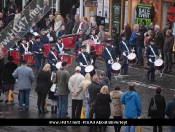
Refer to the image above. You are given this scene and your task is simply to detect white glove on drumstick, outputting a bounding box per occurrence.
[80,62,83,66]
[91,59,94,64]
[149,58,152,63]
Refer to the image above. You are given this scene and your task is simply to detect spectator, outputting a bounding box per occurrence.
[12,60,35,111]
[88,75,101,131]
[37,14,46,30]
[35,64,52,114]
[81,17,89,40]
[122,23,132,41]
[110,84,124,132]
[40,29,50,44]
[70,5,77,20]
[13,8,21,28]
[8,0,17,10]
[58,24,67,38]
[129,24,139,53]
[54,15,63,37]
[46,15,55,30]
[49,26,57,43]
[7,4,15,23]
[163,29,174,73]
[68,66,84,119]
[111,26,119,56]
[41,0,50,19]
[120,82,142,132]
[148,22,155,31]
[154,25,164,56]
[2,8,8,19]
[96,86,111,132]
[165,94,175,132]
[91,21,99,35]
[145,30,154,48]
[81,73,91,119]
[0,12,8,28]
[0,50,4,101]
[148,87,166,132]
[65,14,74,35]
[98,25,105,44]
[2,56,17,103]
[162,22,171,39]
[75,29,84,42]
[72,14,80,34]
[54,61,70,119]
[98,71,109,88]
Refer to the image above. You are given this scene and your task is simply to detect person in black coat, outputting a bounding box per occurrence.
[0,54,4,100]
[88,75,101,131]
[35,64,52,114]
[96,86,111,132]
[1,56,17,103]
[65,14,74,35]
[148,87,166,132]
[111,26,119,56]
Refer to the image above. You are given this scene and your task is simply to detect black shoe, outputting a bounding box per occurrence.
[54,106,57,114]
[151,80,155,82]
[24,108,29,110]
[42,111,47,114]
[38,110,42,114]
[5,100,8,103]
[51,106,54,114]
[146,75,149,80]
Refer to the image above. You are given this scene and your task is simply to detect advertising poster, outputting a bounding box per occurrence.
[97,0,103,17]
[136,4,153,26]
[103,0,109,23]
[124,1,128,24]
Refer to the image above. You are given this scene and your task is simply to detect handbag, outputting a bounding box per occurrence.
[50,84,57,92]
[150,97,157,113]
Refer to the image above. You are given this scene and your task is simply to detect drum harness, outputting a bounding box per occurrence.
[105,47,113,64]
[22,43,29,54]
[81,52,89,67]
[51,51,58,62]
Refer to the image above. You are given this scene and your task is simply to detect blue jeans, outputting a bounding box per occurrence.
[85,99,90,119]
[19,89,30,108]
[170,126,175,132]
[124,116,137,132]
[136,46,143,60]
[57,95,68,118]
[105,61,112,81]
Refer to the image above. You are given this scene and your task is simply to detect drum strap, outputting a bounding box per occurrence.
[105,47,113,62]
[51,51,58,61]
[22,43,29,53]
[91,35,98,43]
[149,46,156,57]
[56,43,64,52]
[81,53,88,65]
[122,41,129,53]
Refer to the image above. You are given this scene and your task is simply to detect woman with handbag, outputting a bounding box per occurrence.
[95,85,111,132]
[35,64,52,114]
[148,87,166,132]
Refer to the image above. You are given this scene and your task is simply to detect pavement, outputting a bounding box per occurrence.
[0,53,175,132]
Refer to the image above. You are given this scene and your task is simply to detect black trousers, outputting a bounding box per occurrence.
[72,99,83,119]
[114,116,122,132]
[153,126,162,132]
[37,93,47,112]
[96,113,109,132]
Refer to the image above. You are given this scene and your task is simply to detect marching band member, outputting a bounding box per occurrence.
[56,37,65,54]
[76,29,84,42]
[58,24,67,38]
[146,38,159,82]
[76,45,91,76]
[119,34,130,75]
[47,44,61,73]
[74,35,83,58]
[89,28,99,44]
[32,35,44,77]
[102,40,116,81]
[28,36,35,52]
[40,28,49,67]
[19,37,29,62]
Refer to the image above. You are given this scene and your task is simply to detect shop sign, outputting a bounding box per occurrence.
[84,1,98,7]
[167,6,175,22]
[136,3,152,26]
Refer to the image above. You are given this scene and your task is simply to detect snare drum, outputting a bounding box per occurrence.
[127,53,137,64]
[10,50,20,63]
[44,44,51,57]
[95,44,104,55]
[23,53,35,65]
[85,65,94,73]
[83,40,95,55]
[111,62,121,74]
[61,34,77,49]
[58,54,72,65]
[154,59,164,70]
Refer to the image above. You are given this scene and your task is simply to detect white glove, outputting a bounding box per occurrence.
[131,49,135,52]
[80,62,83,66]
[149,58,152,63]
[91,59,94,64]
[61,57,63,60]
[52,63,55,66]
[123,52,126,56]
[78,51,81,54]
[159,54,162,58]
[61,51,65,54]
[108,60,112,64]
[39,48,42,51]
[10,48,13,51]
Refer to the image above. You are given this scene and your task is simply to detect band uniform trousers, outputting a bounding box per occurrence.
[72,99,83,119]
[57,95,68,118]
[80,66,86,76]
[105,61,112,81]
[122,52,128,73]
[34,54,43,68]
[147,57,156,81]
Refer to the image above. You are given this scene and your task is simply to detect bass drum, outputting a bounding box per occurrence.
[82,40,95,55]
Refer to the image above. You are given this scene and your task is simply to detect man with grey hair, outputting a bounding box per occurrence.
[42,0,50,19]
[91,21,99,35]
[154,25,164,56]
[163,29,174,73]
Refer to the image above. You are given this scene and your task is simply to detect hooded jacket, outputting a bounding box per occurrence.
[120,91,142,118]
[99,77,109,88]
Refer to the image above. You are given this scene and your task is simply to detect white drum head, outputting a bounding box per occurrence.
[85,65,94,73]
[154,59,163,66]
[127,53,136,60]
[56,62,62,69]
[112,63,121,71]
